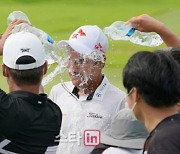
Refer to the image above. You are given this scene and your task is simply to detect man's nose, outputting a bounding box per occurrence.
[68,60,81,71]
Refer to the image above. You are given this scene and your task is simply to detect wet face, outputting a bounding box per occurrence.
[66,48,103,88]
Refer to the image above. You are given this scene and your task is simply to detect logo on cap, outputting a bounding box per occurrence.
[72,29,86,38]
[95,43,105,53]
[21,48,30,52]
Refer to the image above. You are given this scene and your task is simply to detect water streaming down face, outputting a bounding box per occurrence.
[12,24,106,89]
[65,47,105,90]
[12,31,105,89]
[10,13,107,91]
[42,43,105,90]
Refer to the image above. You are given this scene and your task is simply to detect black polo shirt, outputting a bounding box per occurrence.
[143,113,180,154]
[0,89,62,154]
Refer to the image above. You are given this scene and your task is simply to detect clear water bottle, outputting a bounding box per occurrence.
[103,21,163,47]
[7,11,68,86]
[7,11,31,25]
[7,11,55,64]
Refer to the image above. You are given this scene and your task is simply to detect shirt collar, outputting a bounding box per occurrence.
[72,76,109,101]
[9,90,48,106]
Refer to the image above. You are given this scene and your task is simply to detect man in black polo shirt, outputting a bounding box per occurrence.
[0,31,62,153]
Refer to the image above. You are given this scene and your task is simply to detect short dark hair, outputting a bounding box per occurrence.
[6,65,44,86]
[123,50,180,108]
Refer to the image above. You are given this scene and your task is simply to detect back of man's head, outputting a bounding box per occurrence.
[3,31,46,86]
[169,47,180,65]
[123,50,180,108]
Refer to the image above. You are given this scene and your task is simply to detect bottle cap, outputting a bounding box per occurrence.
[7,11,31,25]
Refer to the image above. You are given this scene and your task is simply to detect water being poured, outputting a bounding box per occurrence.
[7,11,67,86]
[42,44,67,86]
[7,11,108,91]
[12,23,56,64]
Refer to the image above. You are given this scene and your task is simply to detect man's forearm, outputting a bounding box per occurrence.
[0,19,30,55]
[155,24,180,47]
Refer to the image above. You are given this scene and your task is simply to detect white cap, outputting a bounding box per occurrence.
[3,31,46,70]
[58,25,108,55]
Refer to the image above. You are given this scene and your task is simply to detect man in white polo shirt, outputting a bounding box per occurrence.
[49,25,125,154]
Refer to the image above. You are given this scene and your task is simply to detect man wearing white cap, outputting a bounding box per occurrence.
[49,25,125,154]
[0,31,62,153]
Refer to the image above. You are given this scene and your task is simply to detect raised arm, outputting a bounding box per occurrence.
[0,19,29,55]
[128,14,180,47]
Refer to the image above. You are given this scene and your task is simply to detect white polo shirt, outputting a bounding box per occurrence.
[49,76,126,154]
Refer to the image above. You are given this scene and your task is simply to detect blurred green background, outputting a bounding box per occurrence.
[0,0,180,94]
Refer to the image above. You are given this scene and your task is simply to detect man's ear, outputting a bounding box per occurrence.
[94,54,106,68]
[101,54,106,68]
[94,61,105,69]
[2,64,9,77]
[100,62,105,68]
[43,61,48,75]
[103,54,106,62]
[131,87,141,103]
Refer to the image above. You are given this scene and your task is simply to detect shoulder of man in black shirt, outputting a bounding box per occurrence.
[0,88,62,154]
[144,114,180,154]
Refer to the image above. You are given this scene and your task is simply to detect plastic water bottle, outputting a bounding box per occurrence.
[103,21,163,47]
[7,11,68,86]
[7,11,55,64]
[7,11,31,25]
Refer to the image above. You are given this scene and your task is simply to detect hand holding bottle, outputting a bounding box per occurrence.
[103,20,163,47]
[0,19,29,55]
[127,14,164,33]
[128,14,180,47]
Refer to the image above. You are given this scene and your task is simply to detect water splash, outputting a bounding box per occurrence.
[8,11,67,87]
[42,43,67,86]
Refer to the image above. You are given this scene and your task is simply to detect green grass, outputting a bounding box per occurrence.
[0,0,180,94]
